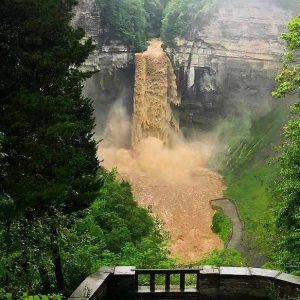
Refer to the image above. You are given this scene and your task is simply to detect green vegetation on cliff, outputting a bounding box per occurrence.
[161,0,217,47]
[96,0,168,51]
[271,14,300,275]
[214,105,289,264]
[95,0,217,50]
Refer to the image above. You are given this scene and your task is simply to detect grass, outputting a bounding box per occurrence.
[226,162,278,258]
[197,249,244,267]
[214,103,289,263]
[211,209,232,243]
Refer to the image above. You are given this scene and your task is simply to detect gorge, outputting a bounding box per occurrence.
[73,0,297,262]
[101,39,224,260]
[3,0,300,297]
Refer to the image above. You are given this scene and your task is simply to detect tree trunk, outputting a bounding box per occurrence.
[50,227,65,292]
[39,265,51,294]
[4,220,11,289]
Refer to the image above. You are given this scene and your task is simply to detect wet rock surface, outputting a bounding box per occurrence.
[168,0,294,129]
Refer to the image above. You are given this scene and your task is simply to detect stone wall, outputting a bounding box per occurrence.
[68,266,300,300]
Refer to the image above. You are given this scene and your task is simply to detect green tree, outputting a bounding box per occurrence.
[0,0,99,295]
[273,14,300,275]
[161,0,217,47]
[61,171,174,292]
[96,0,147,51]
[144,0,168,38]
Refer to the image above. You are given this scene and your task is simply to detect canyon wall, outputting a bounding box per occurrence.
[72,0,134,136]
[73,0,296,135]
[168,0,295,131]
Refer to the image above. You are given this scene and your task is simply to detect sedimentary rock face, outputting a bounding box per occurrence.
[170,0,295,129]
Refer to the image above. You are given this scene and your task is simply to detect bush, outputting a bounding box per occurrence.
[161,0,217,47]
[211,209,232,243]
[61,170,174,293]
[197,249,244,267]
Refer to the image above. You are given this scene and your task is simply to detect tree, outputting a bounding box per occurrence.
[96,0,147,51]
[144,0,168,38]
[0,0,100,294]
[272,14,300,275]
[161,0,217,47]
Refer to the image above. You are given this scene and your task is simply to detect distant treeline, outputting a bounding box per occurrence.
[95,0,217,50]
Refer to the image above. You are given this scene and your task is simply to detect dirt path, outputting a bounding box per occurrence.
[210,198,243,249]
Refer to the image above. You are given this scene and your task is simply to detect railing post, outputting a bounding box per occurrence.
[114,266,136,300]
[150,272,155,292]
[135,271,139,292]
[180,272,185,291]
[165,273,171,291]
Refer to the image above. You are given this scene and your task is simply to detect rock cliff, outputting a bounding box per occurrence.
[72,0,134,135]
[168,0,295,130]
[73,0,296,134]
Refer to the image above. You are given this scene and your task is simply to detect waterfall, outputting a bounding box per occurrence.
[132,39,180,147]
[101,39,224,261]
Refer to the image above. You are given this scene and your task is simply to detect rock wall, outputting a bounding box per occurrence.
[72,0,134,136]
[73,0,296,134]
[168,0,295,130]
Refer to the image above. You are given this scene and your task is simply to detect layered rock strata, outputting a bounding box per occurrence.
[168,0,294,129]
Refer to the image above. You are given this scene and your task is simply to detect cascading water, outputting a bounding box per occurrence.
[132,39,180,147]
[101,39,224,261]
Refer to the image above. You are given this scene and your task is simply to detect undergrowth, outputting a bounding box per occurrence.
[211,209,232,243]
[213,103,289,264]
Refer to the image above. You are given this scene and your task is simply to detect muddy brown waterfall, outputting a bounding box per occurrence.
[132,39,180,147]
[102,39,225,261]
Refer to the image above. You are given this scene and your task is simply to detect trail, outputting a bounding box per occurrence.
[210,198,243,249]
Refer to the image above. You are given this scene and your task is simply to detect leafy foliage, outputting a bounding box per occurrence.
[0,170,173,297]
[23,295,61,300]
[61,170,174,292]
[197,249,244,267]
[272,14,300,275]
[145,0,169,38]
[161,0,217,47]
[211,209,232,243]
[96,0,167,51]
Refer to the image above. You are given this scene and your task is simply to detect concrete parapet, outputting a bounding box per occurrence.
[69,266,300,300]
